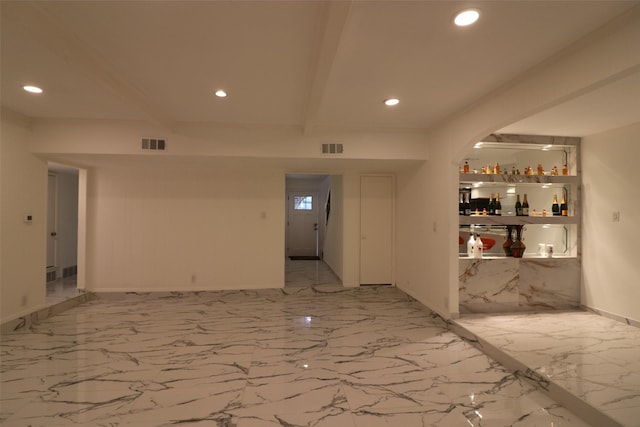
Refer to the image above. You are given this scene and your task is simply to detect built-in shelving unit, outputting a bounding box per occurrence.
[458,134,582,314]
[459,134,580,259]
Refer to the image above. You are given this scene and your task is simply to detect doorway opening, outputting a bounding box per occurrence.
[46,162,86,305]
[285,174,342,287]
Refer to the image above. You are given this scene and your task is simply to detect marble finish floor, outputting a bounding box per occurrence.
[46,276,81,306]
[0,285,589,426]
[285,258,341,287]
[454,311,640,427]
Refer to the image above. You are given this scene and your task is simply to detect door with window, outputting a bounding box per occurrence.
[287,192,319,257]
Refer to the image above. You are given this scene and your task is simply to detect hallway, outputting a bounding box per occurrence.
[285,258,342,287]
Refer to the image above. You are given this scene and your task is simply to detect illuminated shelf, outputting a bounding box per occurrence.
[459,173,579,185]
[459,215,579,226]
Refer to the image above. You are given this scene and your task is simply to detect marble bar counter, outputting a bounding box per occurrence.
[459,257,580,314]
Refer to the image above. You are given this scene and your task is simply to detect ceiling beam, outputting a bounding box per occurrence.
[4,2,173,130]
[303,1,353,135]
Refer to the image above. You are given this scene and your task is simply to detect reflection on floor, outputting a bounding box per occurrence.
[5,266,636,426]
[46,275,80,305]
[285,257,342,287]
[453,311,640,427]
[0,285,589,426]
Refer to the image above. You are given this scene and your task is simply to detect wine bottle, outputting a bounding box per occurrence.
[561,193,568,216]
[522,194,529,216]
[488,193,495,215]
[495,193,502,216]
[552,194,560,216]
[515,194,522,216]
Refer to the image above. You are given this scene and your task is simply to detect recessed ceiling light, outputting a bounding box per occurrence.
[215,89,227,98]
[454,9,480,27]
[23,85,43,94]
[384,98,399,106]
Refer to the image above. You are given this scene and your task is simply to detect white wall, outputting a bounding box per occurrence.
[395,161,434,304]
[419,8,640,318]
[582,121,640,322]
[323,175,343,280]
[86,160,285,291]
[1,112,47,323]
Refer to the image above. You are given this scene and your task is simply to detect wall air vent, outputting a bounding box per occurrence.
[141,137,167,151]
[321,143,343,154]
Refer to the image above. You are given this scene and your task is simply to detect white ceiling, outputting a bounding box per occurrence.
[2,1,639,136]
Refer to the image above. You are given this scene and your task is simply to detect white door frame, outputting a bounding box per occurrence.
[46,173,58,270]
[45,163,88,291]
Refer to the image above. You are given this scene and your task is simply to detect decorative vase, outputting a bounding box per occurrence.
[510,225,526,258]
[502,225,513,256]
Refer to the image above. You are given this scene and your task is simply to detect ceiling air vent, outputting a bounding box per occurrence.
[141,137,167,151]
[321,143,343,154]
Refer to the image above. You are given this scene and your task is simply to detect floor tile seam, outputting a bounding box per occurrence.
[454,324,640,367]
[449,319,627,427]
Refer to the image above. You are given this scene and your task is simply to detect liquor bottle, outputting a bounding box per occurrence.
[464,193,472,216]
[488,194,495,215]
[552,166,559,176]
[463,161,470,174]
[561,193,568,216]
[494,163,500,174]
[459,192,465,215]
[537,164,544,175]
[515,194,523,216]
[473,234,484,259]
[495,193,502,216]
[562,163,568,176]
[467,234,475,257]
[522,194,529,216]
[511,166,516,175]
[552,194,560,216]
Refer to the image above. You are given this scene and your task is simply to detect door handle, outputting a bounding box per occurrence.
[51,232,57,237]
[313,223,318,231]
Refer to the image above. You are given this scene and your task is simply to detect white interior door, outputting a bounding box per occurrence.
[46,174,57,268]
[287,191,318,257]
[360,175,394,285]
